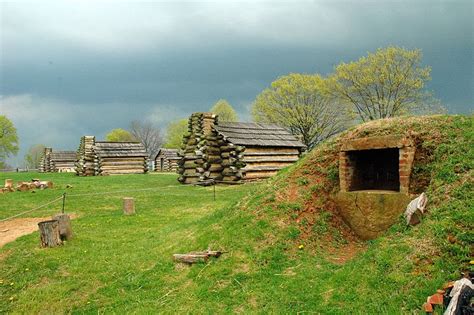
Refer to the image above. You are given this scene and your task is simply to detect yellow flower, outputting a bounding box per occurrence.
[10,282,14,286]
[9,296,14,301]
[298,244,304,249]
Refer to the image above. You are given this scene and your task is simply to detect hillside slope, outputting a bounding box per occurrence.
[230,114,473,312]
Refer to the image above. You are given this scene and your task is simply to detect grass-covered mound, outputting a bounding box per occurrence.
[0,115,472,313]
[228,114,473,312]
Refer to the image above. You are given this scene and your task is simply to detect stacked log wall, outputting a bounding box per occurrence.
[216,135,246,183]
[96,156,148,175]
[75,136,96,176]
[39,148,53,173]
[241,147,300,180]
[177,113,219,184]
[155,153,180,172]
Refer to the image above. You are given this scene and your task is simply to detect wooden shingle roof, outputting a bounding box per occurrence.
[94,142,147,158]
[50,151,76,161]
[214,122,305,148]
[154,148,179,160]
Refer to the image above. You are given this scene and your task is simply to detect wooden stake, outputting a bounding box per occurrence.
[38,220,63,248]
[52,214,73,240]
[123,197,135,215]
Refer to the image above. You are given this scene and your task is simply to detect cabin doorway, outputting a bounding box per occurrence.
[160,158,164,171]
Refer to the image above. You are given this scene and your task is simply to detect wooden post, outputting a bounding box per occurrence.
[38,220,63,248]
[123,197,135,215]
[52,214,73,240]
[5,179,13,188]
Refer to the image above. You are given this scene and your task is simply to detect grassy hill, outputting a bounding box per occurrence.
[1,115,472,313]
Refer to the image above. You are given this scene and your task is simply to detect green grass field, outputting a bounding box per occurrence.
[1,115,472,314]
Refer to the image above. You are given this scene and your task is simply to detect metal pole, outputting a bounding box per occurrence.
[62,193,66,214]
[213,183,216,201]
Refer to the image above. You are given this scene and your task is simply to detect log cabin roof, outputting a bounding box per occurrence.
[50,151,76,161]
[154,148,180,160]
[94,142,147,158]
[214,122,305,148]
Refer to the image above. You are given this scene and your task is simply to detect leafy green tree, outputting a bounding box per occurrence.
[210,99,238,122]
[0,115,19,169]
[164,119,188,149]
[105,128,136,142]
[24,144,45,169]
[326,46,441,121]
[252,73,350,149]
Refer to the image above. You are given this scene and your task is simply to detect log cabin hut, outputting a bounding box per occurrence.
[177,113,305,184]
[154,148,180,172]
[40,147,76,172]
[75,136,148,176]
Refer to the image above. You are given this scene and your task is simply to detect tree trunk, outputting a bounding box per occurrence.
[38,220,63,248]
[52,214,73,240]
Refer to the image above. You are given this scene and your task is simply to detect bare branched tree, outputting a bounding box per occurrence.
[129,120,163,158]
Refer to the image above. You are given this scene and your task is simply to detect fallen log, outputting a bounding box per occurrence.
[173,250,223,264]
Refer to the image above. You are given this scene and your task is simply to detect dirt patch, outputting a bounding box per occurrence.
[0,214,77,248]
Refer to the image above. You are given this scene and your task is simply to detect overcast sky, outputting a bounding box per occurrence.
[1,0,473,166]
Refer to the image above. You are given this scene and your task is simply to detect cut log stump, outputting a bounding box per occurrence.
[123,197,135,215]
[38,220,63,248]
[52,213,73,240]
[5,179,13,188]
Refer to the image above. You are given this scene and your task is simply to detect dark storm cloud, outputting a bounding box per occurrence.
[0,0,472,165]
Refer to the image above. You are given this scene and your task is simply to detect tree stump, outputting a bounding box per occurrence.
[123,197,135,215]
[38,220,63,248]
[52,214,73,240]
[5,179,13,188]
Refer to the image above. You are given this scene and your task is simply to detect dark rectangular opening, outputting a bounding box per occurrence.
[347,148,400,191]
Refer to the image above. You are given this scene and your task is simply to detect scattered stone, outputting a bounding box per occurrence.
[405,192,428,225]
[423,301,433,312]
[427,293,443,305]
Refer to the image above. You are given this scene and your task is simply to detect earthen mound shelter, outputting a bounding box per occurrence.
[274,115,460,240]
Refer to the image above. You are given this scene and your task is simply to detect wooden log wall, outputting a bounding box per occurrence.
[96,156,148,175]
[168,158,180,172]
[177,113,220,184]
[241,147,300,180]
[39,147,53,173]
[75,136,96,176]
[155,154,180,172]
[217,138,246,183]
